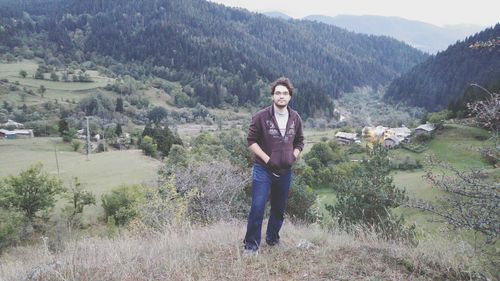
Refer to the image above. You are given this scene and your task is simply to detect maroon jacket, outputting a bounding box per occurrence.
[247,105,305,174]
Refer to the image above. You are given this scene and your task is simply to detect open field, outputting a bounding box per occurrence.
[0,60,115,107]
[0,60,112,89]
[0,137,161,221]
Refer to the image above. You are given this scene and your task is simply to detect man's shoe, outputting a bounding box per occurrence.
[266,240,281,247]
[242,248,258,256]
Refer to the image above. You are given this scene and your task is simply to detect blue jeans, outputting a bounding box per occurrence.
[244,163,292,250]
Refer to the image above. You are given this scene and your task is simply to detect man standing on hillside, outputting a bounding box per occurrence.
[243,77,304,254]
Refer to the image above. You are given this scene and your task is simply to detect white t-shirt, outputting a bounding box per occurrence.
[275,109,289,137]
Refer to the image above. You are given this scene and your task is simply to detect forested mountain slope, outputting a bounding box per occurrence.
[384,24,500,111]
[0,0,427,117]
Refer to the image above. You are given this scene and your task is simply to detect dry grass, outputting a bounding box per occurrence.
[0,221,485,281]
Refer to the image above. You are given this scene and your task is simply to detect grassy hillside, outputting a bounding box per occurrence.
[0,221,482,281]
[0,137,161,222]
[0,60,112,105]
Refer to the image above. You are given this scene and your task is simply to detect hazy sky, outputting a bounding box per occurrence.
[209,0,499,27]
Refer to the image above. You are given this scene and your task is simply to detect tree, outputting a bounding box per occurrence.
[140,135,157,157]
[101,184,144,226]
[50,71,59,81]
[58,118,69,136]
[147,106,168,125]
[304,141,344,168]
[63,177,96,225]
[0,208,25,253]
[37,85,46,96]
[34,69,44,79]
[115,123,123,136]
[1,163,64,221]
[467,85,500,148]
[115,97,124,113]
[192,103,209,119]
[327,145,407,226]
[142,124,182,157]
[19,70,27,78]
[414,157,499,246]
[164,144,188,168]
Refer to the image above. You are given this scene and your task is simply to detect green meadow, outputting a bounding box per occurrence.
[0,60,113,106]
[0,137,161,222]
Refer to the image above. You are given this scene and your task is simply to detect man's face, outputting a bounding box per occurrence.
[272,85,291,109]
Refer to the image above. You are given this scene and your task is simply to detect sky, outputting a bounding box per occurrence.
[208,0,499,27]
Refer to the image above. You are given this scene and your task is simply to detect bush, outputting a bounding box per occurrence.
[25,121,59,137]
[0,208,25,253]
[326,145,407,227]
[134,176,194,232]
[391,156,422,171]
[101,185,144,226]
[1,163,64,221]
[97,142,107,153]
[415,133,432,143]
[140,136,157,157]
[480,148,499,166]
[286,176,317,221]
[160,160,249,223]
[71,139,81,151]
[62,128,77,142]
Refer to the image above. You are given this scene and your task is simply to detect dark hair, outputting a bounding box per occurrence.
[270,77,294,96]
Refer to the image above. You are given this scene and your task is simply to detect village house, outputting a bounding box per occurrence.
[0,129,34,139]
[335,132,359,145]
[383,135,404,148]
[385,126,411,139]
[362,126,388,138]
[414,123,435,136]
[362,125,413,148]
[2,119,24,129]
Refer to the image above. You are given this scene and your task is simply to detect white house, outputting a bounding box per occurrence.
[0,129,34,139]
[386,126,411,139]
[384,135,404,148]
[335,132,358,145]
[415,123,435,135]
[2,119,24,128]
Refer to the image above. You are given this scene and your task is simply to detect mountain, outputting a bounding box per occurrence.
[262,11,292,20]
[0,0,427,118]
[304,14,486,54]
[384,24,500,111]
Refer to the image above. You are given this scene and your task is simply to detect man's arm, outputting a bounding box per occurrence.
[293,115,305,160]
[249,143,270,164]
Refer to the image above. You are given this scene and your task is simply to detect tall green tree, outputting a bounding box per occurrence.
[327,145,407,226]
[115,97,124,113]
[19,70,27,78]
[1,163,64,221]
[147,106,168,125]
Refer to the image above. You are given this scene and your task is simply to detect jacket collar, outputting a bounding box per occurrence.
[268,105,294,117]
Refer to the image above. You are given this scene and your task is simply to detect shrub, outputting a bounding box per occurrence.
[0,208,25,253]
[327,145,407,227]
[1,163,64,221]
[415,133,432,143]
[286,176,317,221]
[101,185,144,226]
[71,139,81,151]
[140,136,157,157]
[97,142,107,152]
[134,176,194,232]
[62,128,77,142]
[161,160,249,223]
[480,148,499,166]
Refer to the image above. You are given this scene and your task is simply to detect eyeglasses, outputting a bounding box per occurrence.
[274,91,290,96]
